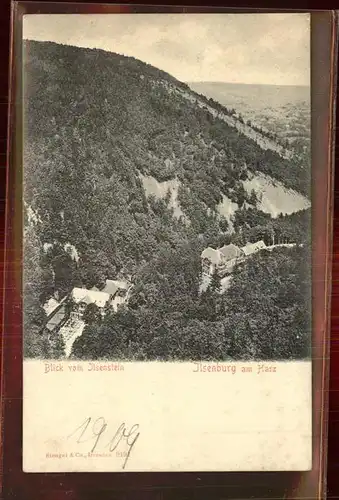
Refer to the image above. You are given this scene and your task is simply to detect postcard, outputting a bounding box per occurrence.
[22,12,312,472]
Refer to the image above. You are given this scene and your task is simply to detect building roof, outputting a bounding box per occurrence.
[201,247,222,266]
[241,240,266,256]
[81,295,95,306]
[101,279,129,296]
[43,297,60,316]
[71,287,109,308]
[219,243,243,261]
[45,304,66,331]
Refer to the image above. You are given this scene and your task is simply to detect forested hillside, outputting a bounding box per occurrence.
[23,40,312,360]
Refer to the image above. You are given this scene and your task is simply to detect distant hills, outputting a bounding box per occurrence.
[188,81,310,158]
[187,81,310,109]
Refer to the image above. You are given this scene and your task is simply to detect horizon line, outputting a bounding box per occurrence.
[24,38,310,88]
[186,81,310,88]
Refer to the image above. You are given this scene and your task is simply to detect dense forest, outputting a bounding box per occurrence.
[23,40,312,360]
[71,244,311,361]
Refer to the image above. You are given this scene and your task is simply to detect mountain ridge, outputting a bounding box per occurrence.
[23,39,311,361]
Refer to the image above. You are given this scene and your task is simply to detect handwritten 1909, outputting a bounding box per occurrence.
[67,417,140,469]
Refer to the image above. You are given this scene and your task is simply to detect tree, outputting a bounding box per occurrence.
[51,251,78,297]
[79,248,114,289]
[223,246,311,360]
[249,189,258,207]
[219,216,229,232]
[48,331,66,359]
[235,184,247,208]
[23,226,49,357]
[83,303,102,325]
[210,268,221,294]
[71,324,101,359]
[24,326,48,358]
[179,320,227,360]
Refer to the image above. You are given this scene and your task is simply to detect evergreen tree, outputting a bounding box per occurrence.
[48,331,66,359]
[83,303,102,325]
[249,189,258,207]
[209,268,221,294]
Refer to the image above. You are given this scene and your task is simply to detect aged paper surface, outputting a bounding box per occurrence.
[23,360,311,472]
[22,13,312,471]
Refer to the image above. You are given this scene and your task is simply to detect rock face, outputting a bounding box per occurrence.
[139,174,185,219]
[242,172,310,217]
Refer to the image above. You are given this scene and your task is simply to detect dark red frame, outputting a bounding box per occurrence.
[0,4,337,499]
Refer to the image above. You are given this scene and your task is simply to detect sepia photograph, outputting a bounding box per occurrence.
[20,11,316,474]
[23,13,311,363]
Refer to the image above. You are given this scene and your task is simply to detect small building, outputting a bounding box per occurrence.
[201,247,222,276]
[70,287,110,319]
[43,297,60,317]
[241,240,266,256]
[218,244,244,276]
[219,243,243,262]
[45,301,68,333]
[201,244,244,277]
[101,279,131,312]
[101,279,128,295]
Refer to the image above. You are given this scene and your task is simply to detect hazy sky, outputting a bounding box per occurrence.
[23,13,310,86]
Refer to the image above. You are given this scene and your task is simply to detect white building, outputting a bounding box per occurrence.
[241,240,266,256]
[201,247,223,275]
[43,297,60,317]
[70,287,110,319]
[201,244,243,277]
[101,279,131,312]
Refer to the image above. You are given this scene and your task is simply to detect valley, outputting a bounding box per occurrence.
[188,81,310,154]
